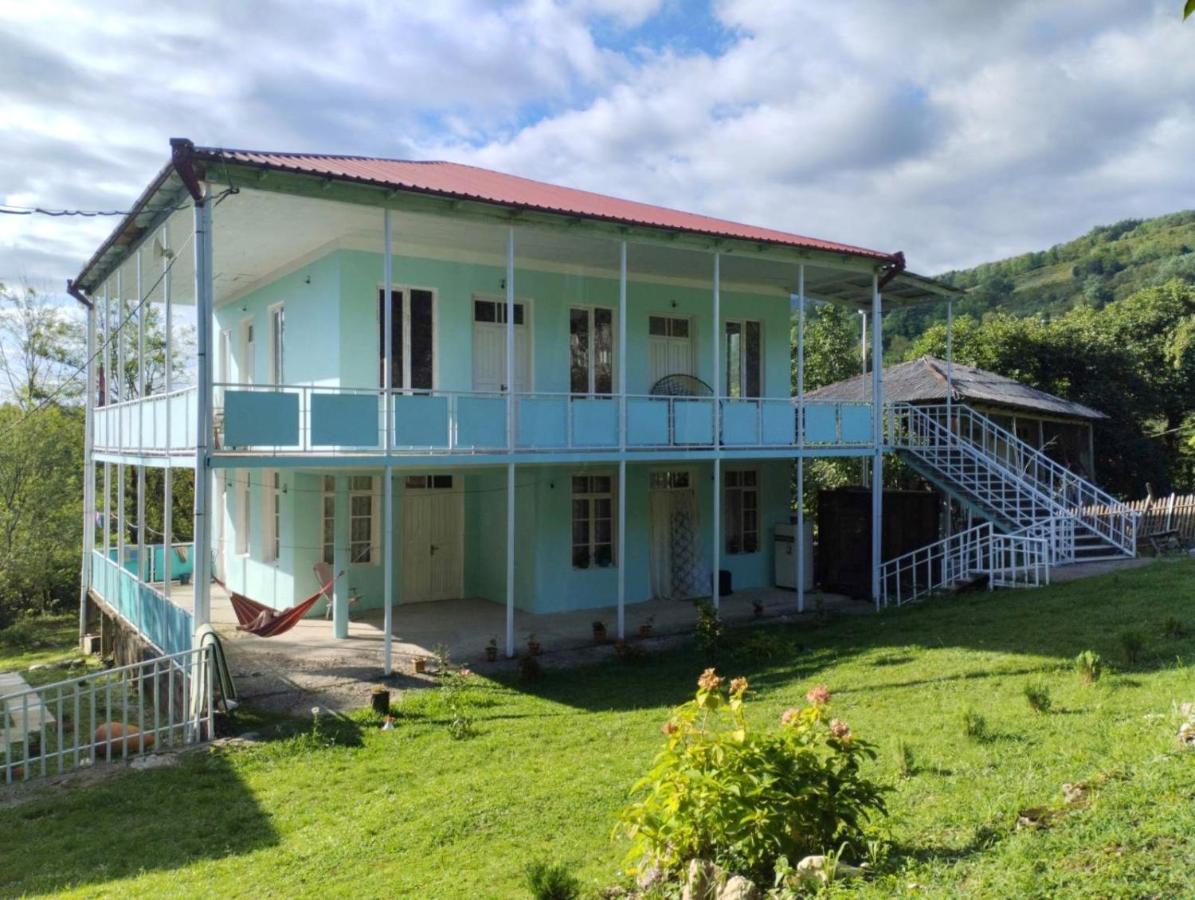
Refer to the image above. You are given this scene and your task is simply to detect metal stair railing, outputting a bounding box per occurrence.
[907,403,1135,554]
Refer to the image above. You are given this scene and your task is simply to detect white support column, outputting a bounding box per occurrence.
[191,196,214,633]
[505,462,516,657]
[712,458,721,610]
[617,239,627,640]
[102,283,111,556]
[505,226,515,450]
[116,270,125,571]
[860,310,869,485]
[332,475,349,638]
[382,209,394,675]
[944,297,953,543]
[79,299,96,639]
[136,250,146,580]
[796,264,806,614]
[712,252,722,610]
[162,226,173,591]
[870,274,883,608]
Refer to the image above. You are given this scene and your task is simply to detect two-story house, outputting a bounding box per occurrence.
[72,140,1135,672]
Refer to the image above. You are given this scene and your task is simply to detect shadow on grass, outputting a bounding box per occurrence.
[496,560,1195,712]
[0,752,277,895]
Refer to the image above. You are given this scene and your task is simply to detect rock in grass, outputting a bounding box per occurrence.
[718,874,760,899]
[794,855,867,884]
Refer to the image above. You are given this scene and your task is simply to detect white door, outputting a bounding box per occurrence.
[402,476,463,603]
[472,299,530,392]
[648,315,693,386]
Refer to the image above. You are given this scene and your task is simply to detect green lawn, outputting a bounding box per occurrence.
[3,562,1195,898]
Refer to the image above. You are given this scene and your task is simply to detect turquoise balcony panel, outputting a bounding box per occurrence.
[223,390,300,447]
[394,394,450,448]
[674,399,714,444]
[571,398,618,447]
[840,403,872,443]
[92,551,193,657]
[627,398,668,446]
[517,397,568,448]
[721,401,758,445]
[311,392,380,447]
[456,396,507,449]
[762,402,796,445]
[805,403,837,443]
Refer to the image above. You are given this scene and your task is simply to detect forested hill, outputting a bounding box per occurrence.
[886,209,1195,354]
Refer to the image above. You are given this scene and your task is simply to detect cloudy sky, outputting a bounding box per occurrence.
[1,0,1193,294]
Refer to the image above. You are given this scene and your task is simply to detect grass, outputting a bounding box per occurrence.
[3,561,1195,897]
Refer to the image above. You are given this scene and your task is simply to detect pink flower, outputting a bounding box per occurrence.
[458,667,473,678]
[829,718,851,742]
[780,707,801,726]
[661,720,679,736]
[729,677,749,697]
[697,668,723,692]
[806,684,831,706]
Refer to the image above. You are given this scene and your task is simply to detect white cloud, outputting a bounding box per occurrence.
[1,0,1193,293]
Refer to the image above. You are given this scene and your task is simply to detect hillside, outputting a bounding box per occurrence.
[886,209,1195,352]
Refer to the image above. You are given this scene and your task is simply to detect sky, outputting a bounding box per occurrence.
[1,0,1194,296]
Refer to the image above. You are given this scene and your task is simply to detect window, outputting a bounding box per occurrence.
[269,304,285,386]
[472,298,524,325]
[724,469,759,554]
[569,307,613,395]
[234,472,250,555]
[650,470,691,490]
[404,475,454,490]
[378,288,435,390]
[321,475,378,565]
[725,320,761,398]
[571,474,614,569]
[264,470,281,563]
[649,315,689,338]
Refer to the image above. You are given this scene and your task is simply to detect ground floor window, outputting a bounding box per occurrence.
[264,470,281,563]
[322,475,379,565]
[235,472,250,555]
[650,469,691,490]
[724,469,759,554]
[572,473,615,569]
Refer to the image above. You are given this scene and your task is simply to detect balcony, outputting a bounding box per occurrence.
[93,387,198,456]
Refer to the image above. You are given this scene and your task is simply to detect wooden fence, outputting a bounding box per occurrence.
[1124,493,1195,548]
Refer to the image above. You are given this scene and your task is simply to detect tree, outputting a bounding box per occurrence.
[0,283,85,410]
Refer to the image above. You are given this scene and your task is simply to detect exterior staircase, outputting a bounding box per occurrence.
[878,402,1137,606]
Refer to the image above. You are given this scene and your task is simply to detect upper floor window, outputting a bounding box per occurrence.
[724,469,759,554]
[269,304,285,386]
[572,474,615,569]
[725,320,761,398]
[570,306,613,395]
[379,288,434,391]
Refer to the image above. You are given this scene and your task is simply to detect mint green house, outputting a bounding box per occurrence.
[73,140,1134,670]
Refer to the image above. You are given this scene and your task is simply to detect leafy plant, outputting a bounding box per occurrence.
[441,668,475,741]
[1162,616,1187,638]
[1075,650,1103,684]
[895,739,915,778]
[694,599,722,661]
[961,706,990,741]
[518,653,542,681]
[523,861,581,900]
[1024,680,1053,714]
[617,670,886,882]
[1119,631,1145,666]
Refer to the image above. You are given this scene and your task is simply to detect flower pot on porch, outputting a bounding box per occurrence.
[411,657,427,675]
[484,643,498,662]
[592,622,607,643]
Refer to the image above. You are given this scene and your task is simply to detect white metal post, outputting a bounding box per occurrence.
[617,240,627,640]
[796,264,806,613]
[162,225,173,591]
[79,300,96,640]
[870,274,883,608]
[332,475,349,638]
[136,250,145,581]
[712,252,721,610]
[860,310,868,485]
[383,209,394,675]
[944,297,953,543]
[116,270,125,571]
[505,462,516,657]
[191,196,214,633]
[102,284,111,556]
[506,227,515,449]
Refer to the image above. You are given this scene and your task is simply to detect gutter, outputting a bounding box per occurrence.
[65,279,93,309]
[878,250,906,289]
[170,137,205,203]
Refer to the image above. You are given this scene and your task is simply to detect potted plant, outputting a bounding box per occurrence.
[484,637,498,662]
[592,620,608,643]
[638,616,655,639]
[752,599,765,618]
[527,633,542,656]
[411,656,428,675]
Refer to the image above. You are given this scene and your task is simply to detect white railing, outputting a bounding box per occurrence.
[93,386,198,455]
[879,521,1050,607]
[2,646,214,785]
[890,402,1136,557]
[208,383,876,455]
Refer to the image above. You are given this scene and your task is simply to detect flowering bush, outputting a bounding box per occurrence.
[617,671,886,882]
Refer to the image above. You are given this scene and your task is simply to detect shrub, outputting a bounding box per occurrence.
[1118,631,1145,666]
[523,861,581,900]
[617,671,886,882]
[895,739,915,778]
[518,653,542,682]
[695,600,722,660]
[1075,650,1103,684]
[1023,681,1052,714]
[961,706,989,740]
[1162,616,1186,639]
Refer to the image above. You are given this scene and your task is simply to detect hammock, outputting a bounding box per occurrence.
[227,573,340,638]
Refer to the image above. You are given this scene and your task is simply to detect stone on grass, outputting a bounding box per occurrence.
[717,874,759,900]
[794,855,867,884]
[681,859,724,900]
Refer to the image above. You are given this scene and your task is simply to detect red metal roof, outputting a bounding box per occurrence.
[193,146,895,262]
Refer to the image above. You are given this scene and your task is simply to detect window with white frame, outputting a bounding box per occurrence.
[571,474,615,569]
[269,304,285,386]
[649,470,691,490]
[321,475,378,565]
[263,470,281,563]
[235,472,250,555]
[724,320,762,398]
[569,306,613,395]
[724,469,759,554]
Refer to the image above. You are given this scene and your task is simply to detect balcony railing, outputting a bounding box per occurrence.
[94,387,198,455]
[91,551,194,657]
[206,384,876,455]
